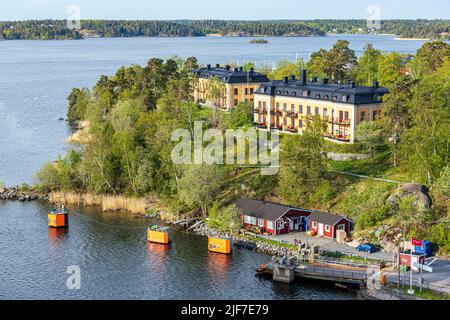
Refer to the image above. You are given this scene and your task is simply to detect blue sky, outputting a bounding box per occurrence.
[1,0,449,20]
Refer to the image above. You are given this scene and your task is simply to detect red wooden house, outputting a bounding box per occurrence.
[236,198,311,235]
[307,211,352,240]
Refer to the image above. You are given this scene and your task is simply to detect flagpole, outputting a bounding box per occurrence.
[409,237,414,294]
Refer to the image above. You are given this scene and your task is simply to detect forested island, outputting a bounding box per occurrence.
[34,40,450,254]
[1,19,449,40]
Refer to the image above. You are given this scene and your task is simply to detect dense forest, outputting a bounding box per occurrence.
[37,40,449,253]
[0,20,324,39]
[1,19,450,40]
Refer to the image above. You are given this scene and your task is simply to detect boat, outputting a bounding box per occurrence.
[48,204,69,228]
[208,235,233,254]
[147,225,172,244]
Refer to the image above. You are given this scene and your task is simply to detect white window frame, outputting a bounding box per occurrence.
[258,218,264,227]
[267,221,274,230]
[244,215,252,224]
[251,217,257,225]
[325,225,331,232]
[312,222,317,228]
[337,224,345,231]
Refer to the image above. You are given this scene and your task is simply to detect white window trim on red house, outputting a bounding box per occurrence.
[258,218,264,227]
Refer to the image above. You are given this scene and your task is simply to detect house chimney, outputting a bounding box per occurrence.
[351,81,356,88]
[207,64,211,70]
[216,63,220,68]
[283,76,289,84]
[239,67,243,72]
[312,77,318,83]
[226,65,231,70]
[250,67,254,72]
[234,67,238,72]
[373,80,379,88]
[323,78,329,84]
[300,69,307,85]
[291,75,296,80]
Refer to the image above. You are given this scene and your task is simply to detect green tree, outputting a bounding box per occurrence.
[222,101,253,129]
[356,43,381,86]
[382,75,416,168]
[324,40,357,81]
[355,121,384,153]
[399,59,450,184]
[377,52,403,89]
[204,76,225,127]
[178,164,225,216]
[430,166,450,214]
[278,119,326,206]
[408,41,450,78]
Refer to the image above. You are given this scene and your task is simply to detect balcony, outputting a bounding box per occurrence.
[325,117,351,126]
[271,124,283,130]
[274,110,283,116]
[254,108,268,114]
[286,126,298,133]
[286,111,298,118]
[325,133,351,142]
[254,122,267,129]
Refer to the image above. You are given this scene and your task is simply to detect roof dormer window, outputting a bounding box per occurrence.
[342,95,350,102]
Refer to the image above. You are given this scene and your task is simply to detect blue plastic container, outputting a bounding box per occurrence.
[414,240,432,256]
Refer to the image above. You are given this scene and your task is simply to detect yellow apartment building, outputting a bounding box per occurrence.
[253,70,388,143]
[192,64,270,111]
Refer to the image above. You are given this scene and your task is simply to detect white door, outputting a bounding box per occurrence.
[318,223,324,236]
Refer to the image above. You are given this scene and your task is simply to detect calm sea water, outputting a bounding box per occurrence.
[0,35,438,299]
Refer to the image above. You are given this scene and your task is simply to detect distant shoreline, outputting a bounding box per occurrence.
[394,37,430,41]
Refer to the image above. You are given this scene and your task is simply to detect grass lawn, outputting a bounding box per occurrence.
[402,286,450,300]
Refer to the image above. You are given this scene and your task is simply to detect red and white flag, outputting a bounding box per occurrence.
[412,238,423,247]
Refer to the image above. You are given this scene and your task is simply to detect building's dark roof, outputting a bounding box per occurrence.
[254,70,388,105]
[307,211,351,226]
[236,198,306,222]
[192,65,270,84]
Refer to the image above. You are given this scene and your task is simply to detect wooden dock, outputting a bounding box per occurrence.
[256,262,371,286]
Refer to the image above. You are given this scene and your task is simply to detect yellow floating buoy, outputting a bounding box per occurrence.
[208,236,233,254]
[147,225,172,244]
[48,206,69,228]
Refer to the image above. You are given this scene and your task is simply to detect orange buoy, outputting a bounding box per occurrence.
[147,225,172,244]
[48,205,69,228]
[208,236,233,254]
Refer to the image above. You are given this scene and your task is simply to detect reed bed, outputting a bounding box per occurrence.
[49,192,149,215]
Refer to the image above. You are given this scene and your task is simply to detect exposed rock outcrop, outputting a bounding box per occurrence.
[388,183,432,209]
[327,152,370,161]
[0,186,48,202]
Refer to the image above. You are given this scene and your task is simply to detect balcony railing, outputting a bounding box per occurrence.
[286,126,298,133]
[286,111,298,118]
[254,108,268,114]
[274,110,283,116]
[325,117,351,126]
[325,133,351,142]
[254,122,267,129]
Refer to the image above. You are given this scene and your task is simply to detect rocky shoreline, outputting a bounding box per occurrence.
[192,222,297,257]
[0,186,48,202]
